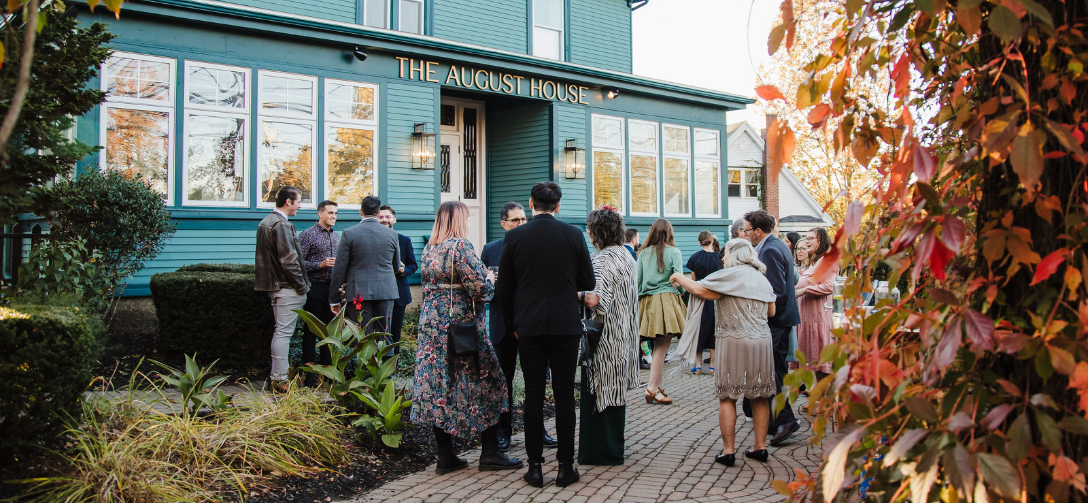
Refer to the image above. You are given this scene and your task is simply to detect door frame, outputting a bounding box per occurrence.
[439,97,487,246]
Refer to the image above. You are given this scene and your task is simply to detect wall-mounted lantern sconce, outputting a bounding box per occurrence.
[412,123,437,170]
[353,46,368,62]
[607,88,620,99]
[564,139,586,179]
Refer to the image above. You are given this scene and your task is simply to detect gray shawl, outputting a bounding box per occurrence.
[675,265,777,372]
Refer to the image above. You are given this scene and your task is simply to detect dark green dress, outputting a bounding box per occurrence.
[579,367,626,465]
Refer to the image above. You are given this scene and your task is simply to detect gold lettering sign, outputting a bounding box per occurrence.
[396,56,590,105]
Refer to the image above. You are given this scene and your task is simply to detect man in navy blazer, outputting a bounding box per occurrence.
[744,210,802,446]
[379,205,417,356]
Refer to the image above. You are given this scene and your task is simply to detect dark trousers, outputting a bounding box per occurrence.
[390,303,406,356]
[770,324,797,427]
[519,335,579,464]
[302,280,333,366]
[347,299,395,336]
[494,334,518,431]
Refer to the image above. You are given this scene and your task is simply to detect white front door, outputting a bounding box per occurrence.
[439,99,486,252]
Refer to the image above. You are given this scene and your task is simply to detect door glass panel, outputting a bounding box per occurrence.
[186,114,245,202]
[593,151,623,212]
[630,154,657,214]
[105,108,170,196]
[440,144,451,193]
[463,108,478,199]
[259,120,313,204]
[327,127,375,204]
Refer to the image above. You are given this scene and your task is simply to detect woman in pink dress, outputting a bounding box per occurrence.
[794,228,836,379]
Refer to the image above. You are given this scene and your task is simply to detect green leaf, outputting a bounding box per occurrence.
[381,433,402,448]
[943,442,976,497]
[988,5,1022,43]
[1035,410,1061,452]
[1017,0,1053,26]
[294,309,329,340]
[905,396,940,423]
[1007,412,1032,461]
[975,452,1021,498]
[305,364,345,383]
[1057,415,1088,435]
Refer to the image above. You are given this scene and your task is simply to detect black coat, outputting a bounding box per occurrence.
[480,237,506,344]
[758,234,801,328]
[394,233,417,306]
[495,213,595,338]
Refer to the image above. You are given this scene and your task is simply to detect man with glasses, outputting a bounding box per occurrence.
[731,217,747,240]
[481,202,557,452]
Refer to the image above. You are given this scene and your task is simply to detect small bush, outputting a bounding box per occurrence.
[0,303,100,459]
[11,238,117,315]
[150,265,272,372]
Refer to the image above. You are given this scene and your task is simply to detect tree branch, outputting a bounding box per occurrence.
[0,0,40,165]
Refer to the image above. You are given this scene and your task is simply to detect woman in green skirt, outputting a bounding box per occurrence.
[637,218,687,404]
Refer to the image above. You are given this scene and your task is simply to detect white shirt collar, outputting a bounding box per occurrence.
[753,233,769,252]
[273,208,288,220]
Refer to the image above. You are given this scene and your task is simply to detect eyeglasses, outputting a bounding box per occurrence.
[803,236,816,241]
[742,228,753,233]
[504,217,527,224]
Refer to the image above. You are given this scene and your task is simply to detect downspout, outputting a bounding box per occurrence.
[627,0,648,10]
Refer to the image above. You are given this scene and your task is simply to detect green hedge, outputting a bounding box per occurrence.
[150,264,273,372]
[0,303,99,458]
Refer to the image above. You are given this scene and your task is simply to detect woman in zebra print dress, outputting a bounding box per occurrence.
[578,207,640,465]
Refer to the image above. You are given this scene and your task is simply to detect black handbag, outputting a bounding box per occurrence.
[446,249,480,375]
[579,292,604,365]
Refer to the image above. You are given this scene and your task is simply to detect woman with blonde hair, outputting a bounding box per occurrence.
[672,239,777,467]
[637,218,686,404]
[411,201,522,474]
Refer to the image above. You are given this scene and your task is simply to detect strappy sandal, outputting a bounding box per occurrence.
[691,366,701,375]
[645,388,673,405]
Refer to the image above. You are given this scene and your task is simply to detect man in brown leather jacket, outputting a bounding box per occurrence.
[255,186,311,392]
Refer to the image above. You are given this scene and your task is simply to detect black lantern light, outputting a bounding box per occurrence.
[564,139,586,179]
[412,123,437,170]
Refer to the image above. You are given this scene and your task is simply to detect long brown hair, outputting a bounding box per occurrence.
[428,201,470,245]
[807,227,832,262]
[639,218,676,273]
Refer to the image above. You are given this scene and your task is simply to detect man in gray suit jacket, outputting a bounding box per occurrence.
[329,196,401,334]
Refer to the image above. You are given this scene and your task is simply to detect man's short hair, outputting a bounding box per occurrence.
[530,181,562,213]
[730,218,745,239]
[500,201,524,221]
[360,196,382,216]
[317,200,338,212]
[275,186,302,207]
[744,210,775,233]
[379,204,395,216]
[625,228,639,243]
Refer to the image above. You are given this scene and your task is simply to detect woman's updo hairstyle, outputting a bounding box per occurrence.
[724,238,766,274]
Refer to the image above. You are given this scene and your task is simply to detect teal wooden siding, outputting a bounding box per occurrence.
[215,0,356,24]
[433,0,528,54]
[569,0,632,73]
[486,102,551,241]
[386,82,438,212]
[553,103,588,219]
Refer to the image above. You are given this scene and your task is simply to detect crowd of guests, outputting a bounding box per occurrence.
[254,182,836,487]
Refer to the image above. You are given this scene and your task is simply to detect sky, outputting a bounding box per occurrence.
[632,0,780,128]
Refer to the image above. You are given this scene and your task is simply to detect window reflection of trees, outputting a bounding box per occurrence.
[260,122,313,203]
[695,160,719,216]
[105,108,169,195]
[664,158,689,214]
[630,154,657,214]
[327,127,374,205]
[107,58,170,101]
[187,115,244,202]
[593,151,623,212]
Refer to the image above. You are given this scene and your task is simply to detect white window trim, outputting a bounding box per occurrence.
[532,0,564,60]
[398,0,425,34]
[256,118,318,209]
[183,60,251,114]
[257,70,319,120]
[727,167,760,200]
[100,51,177,107]
[181,109,251,208]
[324,78,381,209]
[694,127,722,218]
[662,123,691,218]
[590,113,626,215]
[99,102,176,205]
[627,118,659,217]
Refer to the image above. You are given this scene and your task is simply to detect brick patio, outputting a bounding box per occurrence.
[341,363,822,503]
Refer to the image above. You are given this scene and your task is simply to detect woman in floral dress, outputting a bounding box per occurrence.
[411,201,523,474]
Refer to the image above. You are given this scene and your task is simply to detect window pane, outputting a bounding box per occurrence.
[663,157,689,214]
[327,127,375,204]
[364,0,387,28]
[745,170,759,184]
[400,0,422,34]
[534,0,564,29]
[262,75,313,116]
[188,66,245,108]
[105,108,170,196]
[107,57,171,101]
[593,150,623,212]
[695,129,719,156]
[533,27,562,60]
[695,160,719,216]
[630,121,657,151]
[630,154,657,214]
[747,185,760,198]
[593,116,623,149]
[729,169,741,183]
[727,184,741,197]
[186,114,245,202]
[327,82,375,121]
[664,126,689,154]
[259,121,313,204]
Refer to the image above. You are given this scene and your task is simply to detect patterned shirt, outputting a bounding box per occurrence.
[298,223,340,282]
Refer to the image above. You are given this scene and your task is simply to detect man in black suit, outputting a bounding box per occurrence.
[378,205,417,356]
[481,201,558,452]
[744,209,802,446]
[496,182,594,488]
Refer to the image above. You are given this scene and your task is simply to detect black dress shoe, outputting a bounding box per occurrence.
[479,426,524,471]
[542,429,558,448]
[714,453,735,466]
[769,420,801,446]
[436,456,468,474]
[555,463,580,487]
[524,462,544,487]
[744,448,769,463]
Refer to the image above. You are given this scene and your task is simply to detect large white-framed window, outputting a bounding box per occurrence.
[182,61,250,207]
[324,79,379,209]
[662,124,691,217]
[628,119,659,216]
[399,0,424,34]
[694,128,722,218]
[532,0,564,60]
[591,114,625,213]
[100,52,176,204]
[362,0,390,28]
[257,70,318,208]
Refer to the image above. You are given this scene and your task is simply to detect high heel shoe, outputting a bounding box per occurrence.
[744,448,769,463]
[645,388,673,405]
[714,452,735,466]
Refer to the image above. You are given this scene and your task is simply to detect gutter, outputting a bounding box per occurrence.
[628,0,649,10]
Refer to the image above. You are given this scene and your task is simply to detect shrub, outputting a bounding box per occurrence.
[11,238,117,315]
[176,263,256,275]
[150,265,273,372]
[0,303,100,459]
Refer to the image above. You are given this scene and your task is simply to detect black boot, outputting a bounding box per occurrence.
[542,427,558,448]
[479,426,524,471]
[497,412,512,451]
[433,427,468,475]
[556,462,580,487]
[524,461,544,487]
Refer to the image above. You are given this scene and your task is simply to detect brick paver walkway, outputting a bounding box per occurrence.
[343,363,822,503]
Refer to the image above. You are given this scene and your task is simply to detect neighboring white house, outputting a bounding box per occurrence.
[726,120,834,233]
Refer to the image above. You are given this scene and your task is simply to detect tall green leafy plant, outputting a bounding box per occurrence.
[12,238,117,314]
